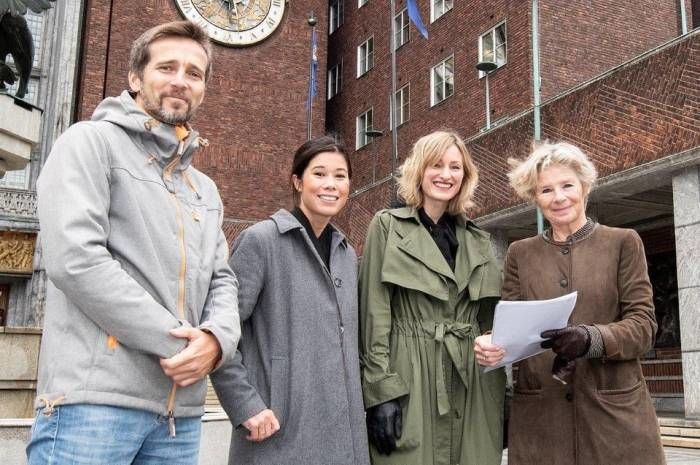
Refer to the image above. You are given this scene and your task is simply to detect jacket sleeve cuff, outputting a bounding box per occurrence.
[230,396,268,428]
[159,319,192,359]
[363,374,410,408]
[198,323,232,371]
[583,325,605,359]
[594,324,618,359]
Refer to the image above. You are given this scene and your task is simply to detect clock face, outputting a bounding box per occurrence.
[175,0,286,46]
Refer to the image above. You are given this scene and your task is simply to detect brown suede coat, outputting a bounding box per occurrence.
[502,224,665,465]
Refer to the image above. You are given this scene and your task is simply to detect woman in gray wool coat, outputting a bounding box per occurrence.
[210,136,370,465]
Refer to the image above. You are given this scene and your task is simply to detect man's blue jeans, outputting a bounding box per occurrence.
[26,404,202,465]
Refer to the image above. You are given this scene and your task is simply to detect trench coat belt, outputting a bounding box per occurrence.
[392,319,477,415]
[413,320,474,416]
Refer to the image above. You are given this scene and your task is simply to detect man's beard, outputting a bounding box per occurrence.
[142,92,195,125]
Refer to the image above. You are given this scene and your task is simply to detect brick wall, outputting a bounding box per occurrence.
[539,0,680,100]
[326,0,533,196]
[76,0,328,222]
[334,32,700,250]
[469,32,700,215]
[326,0,685,248]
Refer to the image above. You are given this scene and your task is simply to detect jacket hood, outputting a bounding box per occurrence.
[91,90,202,170]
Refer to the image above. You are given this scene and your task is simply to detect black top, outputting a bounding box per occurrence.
[291,207,333,269]
[418,207,459,271]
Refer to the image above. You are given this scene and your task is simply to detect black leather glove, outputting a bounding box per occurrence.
[551,355,576,385]
[541,325,591,360]
[366,400,402,455]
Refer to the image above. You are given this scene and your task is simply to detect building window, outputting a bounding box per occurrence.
[431,0,453,22]
[479,22,507,76]
[0,166,30,190]
[356,108,374,149]
[394,9,409,50]
[0,10,45,190]
[358,0,368,8]
[327,61,343,99]
[329,0,343,34]
[0,284,8,326]
[357,37,374,77]
[391,84,409,128]
[431,56,454,106]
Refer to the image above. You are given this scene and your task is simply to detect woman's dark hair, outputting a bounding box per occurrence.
[291,136,351,180]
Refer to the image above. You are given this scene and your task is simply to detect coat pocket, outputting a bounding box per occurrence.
[270,356,288,429]
[596,380,643,406]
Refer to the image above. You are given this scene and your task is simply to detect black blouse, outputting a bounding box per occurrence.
[418,207,459,271]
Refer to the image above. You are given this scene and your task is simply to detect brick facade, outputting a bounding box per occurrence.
[325,0,685,246]
[334,31,700,249]
[327,0,533,193]
[468,33,700,216]
[74,0,694,245]
[538,0,680,100]
[76,0,329,223]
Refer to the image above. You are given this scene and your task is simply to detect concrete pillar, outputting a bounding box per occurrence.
[672,165,700,419]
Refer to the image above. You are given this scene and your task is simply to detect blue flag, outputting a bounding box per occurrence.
[407,0,428,39]
[306,28,318,110]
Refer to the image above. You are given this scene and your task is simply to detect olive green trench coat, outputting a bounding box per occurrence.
[359,208,506,465]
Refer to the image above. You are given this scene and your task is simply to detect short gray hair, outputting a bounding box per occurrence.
[507,141,598,201]
[129,21,213,83]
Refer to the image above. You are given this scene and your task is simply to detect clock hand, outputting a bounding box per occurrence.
[230,1,243,31]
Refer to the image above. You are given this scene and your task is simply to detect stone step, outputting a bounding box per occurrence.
[659,417,700,429]
[660,426,700,438]
[659,417,700,449]
[660,436,700,449]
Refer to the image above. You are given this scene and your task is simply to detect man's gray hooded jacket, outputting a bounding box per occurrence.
[35,90,240,417]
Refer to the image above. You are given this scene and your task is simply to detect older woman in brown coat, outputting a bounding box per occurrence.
[475,142,665,465]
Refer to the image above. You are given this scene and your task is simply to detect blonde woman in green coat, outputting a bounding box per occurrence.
[359,130,506,465]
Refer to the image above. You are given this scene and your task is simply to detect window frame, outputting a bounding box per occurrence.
[394,8,410,50]
[357,36,375,77]
[329,0,344,34]
[327,61,343,100]
[391,84,410,128]
[430,0,453,23]
[478,21,507,78]
[356,108,374,149]
[430,55,454,106]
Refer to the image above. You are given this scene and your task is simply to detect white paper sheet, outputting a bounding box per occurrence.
[483,292,578,372]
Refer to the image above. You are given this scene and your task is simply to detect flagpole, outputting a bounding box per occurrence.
[389,0,398,203]
[306,13,317,140]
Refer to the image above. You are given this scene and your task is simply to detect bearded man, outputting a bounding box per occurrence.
[27,21,240,465]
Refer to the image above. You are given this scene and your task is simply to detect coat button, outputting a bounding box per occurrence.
[561,247,570,255]
[560,278,568,288]
[334,278,342,288]
[565,392,574,402]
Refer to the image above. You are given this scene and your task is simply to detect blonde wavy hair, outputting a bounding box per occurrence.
[397,130,479,214]
[507,141,598,202]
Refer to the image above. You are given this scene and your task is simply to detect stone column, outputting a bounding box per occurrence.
[672,165,700,419]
